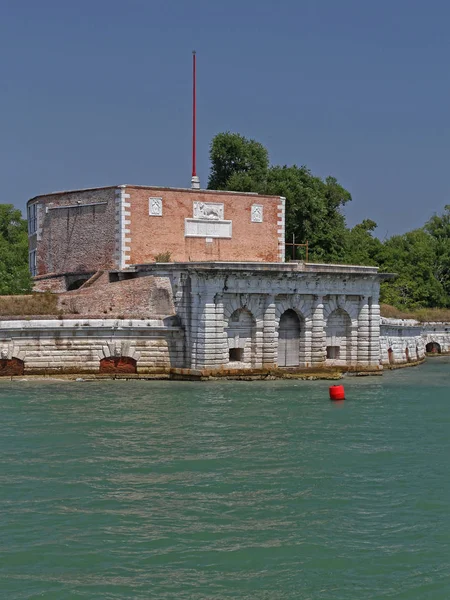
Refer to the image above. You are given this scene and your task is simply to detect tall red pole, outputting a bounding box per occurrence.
[192,50,197,179]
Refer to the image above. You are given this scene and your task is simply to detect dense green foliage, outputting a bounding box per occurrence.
[0,204,33,295]
[208,132,450,309]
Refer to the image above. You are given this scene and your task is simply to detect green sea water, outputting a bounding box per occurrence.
[1,360,450,600]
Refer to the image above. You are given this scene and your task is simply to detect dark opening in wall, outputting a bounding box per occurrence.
[388,348,395,364]
[326,346,340,359]
[99,357,137,374]
[229,348,243,362]
[0,358,24,376]
[426,342,441,354]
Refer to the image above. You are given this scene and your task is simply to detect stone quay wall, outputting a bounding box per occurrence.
[0,319,185,376]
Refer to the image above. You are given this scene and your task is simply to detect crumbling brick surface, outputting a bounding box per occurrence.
[34,188,117,276]
[57,275,175,318]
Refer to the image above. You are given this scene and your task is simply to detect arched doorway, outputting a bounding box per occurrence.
[426,342,441,354]
[388,348,394,364]
[326,309,351,362]
[99,357,137,374]
[278,309,301,367]
[226,309,255,366]
[405,347,410,362]
[0,358,24,376]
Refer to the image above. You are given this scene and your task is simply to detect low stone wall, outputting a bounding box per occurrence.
[380,318,425,367]
[421,322,450,354]
[0,319,185,375]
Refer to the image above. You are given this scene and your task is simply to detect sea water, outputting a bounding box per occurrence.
[1,360,449,599]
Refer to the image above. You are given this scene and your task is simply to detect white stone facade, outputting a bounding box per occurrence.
[3,263,449,377]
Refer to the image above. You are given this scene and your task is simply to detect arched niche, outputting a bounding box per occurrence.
[225,308,255,366]
[99,356,137,374]
[325,309,351,362]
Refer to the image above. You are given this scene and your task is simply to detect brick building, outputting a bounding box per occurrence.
[27,184,285,287]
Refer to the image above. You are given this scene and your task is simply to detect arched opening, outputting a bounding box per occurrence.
[0,358,24,376]
[278,309,301,367]
[426,342,441,354]
[405,347,410,362]
[226,308,255,366]
[416,346,420,361]
[326,309,351,362]
[99,356,137,374]
[388,348,394,364]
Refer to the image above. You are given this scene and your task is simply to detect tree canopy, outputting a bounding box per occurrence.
[0,204,33,295]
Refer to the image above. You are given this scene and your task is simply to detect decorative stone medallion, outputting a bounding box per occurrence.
[251,204,263,222]
[193,202,224,220]
[149,197,163,216]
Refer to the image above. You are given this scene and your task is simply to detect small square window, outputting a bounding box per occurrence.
[229,348,243,362]
[326,346,340,359]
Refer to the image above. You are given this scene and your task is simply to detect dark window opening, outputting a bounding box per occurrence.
[326,346,340,359]
[229,348,243,362]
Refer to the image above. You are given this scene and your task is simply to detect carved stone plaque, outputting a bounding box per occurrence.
[251,204,263,222]
[185,218,232,238]
[193,202,224,220]
[149,197,163,216]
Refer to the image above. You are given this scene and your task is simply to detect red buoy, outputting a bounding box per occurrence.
[329,385,345,401]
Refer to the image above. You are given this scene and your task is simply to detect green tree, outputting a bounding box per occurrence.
[342,219,382,266]
[207,132,269,192]
[424,205,450,298]
[207,132,352,262]
[0,204,32,295]
[378,229,447,308]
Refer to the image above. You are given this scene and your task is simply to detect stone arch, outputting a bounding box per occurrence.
[426,341,441,354]
[278,309,302,367]
[99,356,137,374]
[225,307,256,366]
[388,347,395,365]
[0,357,24,376]
[274,296,313,367]
[325,308,352,362]
[223,294,264,329]
[323,296,359,323]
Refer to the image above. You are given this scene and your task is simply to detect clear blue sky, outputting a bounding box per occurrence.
[1,0,449,238]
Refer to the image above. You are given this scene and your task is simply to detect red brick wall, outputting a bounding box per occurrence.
[34,188,117,276]
[127,188,281,263]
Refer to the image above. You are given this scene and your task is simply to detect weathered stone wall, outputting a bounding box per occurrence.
[149,263,382,373]
[0,319,185,375]
[421,322,450,354]
[380,318,425,365]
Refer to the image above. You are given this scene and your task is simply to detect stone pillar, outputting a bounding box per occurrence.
[369,296,381,367]
[311,295,325,365]
[357,295,371,365]
[192,292,220,370]
[262,295,277,368]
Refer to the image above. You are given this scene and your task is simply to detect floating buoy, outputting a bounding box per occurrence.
[329,384,345,401]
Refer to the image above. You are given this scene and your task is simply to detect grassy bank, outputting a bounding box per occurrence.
[380,304,450,322]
